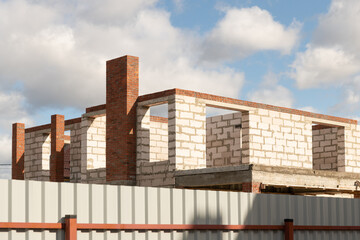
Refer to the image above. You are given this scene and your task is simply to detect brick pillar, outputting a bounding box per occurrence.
[241,111,250,164]
[106,55,139,184]
[241,182,261,193]
[168,94,206,170]
[12,123,25,180]
[337,126,346,172]
[50,114,65,182]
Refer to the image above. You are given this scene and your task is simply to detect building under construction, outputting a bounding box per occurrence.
[12,55,360,197]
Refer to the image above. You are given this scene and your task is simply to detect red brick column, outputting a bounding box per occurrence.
[12,123,25,180]
[106,55,139,184]
[241,182,262,193]
[50,114,65,182]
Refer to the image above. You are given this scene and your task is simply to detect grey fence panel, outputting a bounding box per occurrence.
[2,179,360,239]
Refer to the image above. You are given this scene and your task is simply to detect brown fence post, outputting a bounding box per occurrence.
[284,219,294,240]
[65,215,77,240]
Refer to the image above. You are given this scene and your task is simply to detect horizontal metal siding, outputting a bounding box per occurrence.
[1,179,360,239]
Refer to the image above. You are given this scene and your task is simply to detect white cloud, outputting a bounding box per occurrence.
[291,45,359,89]
[0,135,11,179]
[0,90,32,179]
[202,7,301,62]
[0,135,11,164]
[0,0,248,110]
[248,72,294,108]
[0,92,30,178]
[330,76,360,115]
[0,91,33,132]
[291,0,360,117]
[313,0,360,53]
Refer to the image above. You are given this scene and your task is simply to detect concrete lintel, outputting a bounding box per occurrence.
[137,96,170,107]
[204,99,253,112]
[310,118,349,128]
[82,109,106,118]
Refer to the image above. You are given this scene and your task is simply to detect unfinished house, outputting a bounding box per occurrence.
[12,55,360,198]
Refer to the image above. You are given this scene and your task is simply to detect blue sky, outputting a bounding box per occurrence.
[1,0,360,178]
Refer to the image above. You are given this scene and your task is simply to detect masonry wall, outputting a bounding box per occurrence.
[24,129,74,181]
[343,125,360,173]
[206,112,242,167]
[24,131,50,181]
[68,122,82,182]
[86,168,106,184]
[168,95,207,170]
[312,127,338,171]
[81,116,106,170]
[242,109,313,168]
[136,161,174,187]
[149,117,168,162]
[20,93,360,183]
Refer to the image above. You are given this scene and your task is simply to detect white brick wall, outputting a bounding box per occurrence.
[206,112,242,167]
[81,116,106,170]
[86,168,106,184]
[136,161,174,187]
[149,120,168,162]
[69,122,82,182]
[342,124,360,173]
[312,127,338,170]
[168,95,206,170]
[242,109,313,168]
[24,131,50,181]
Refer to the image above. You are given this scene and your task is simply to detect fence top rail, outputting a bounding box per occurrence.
[294,225,360,231]
[76,223,284,231]
[0,222,63,230]
[2,221,360,232]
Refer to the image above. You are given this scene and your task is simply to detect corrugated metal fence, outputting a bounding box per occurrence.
[1,179,360,239]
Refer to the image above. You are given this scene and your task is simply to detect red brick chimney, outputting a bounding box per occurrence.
[50,114,65,182]
[106,55,139,184]
[12,123,25,180]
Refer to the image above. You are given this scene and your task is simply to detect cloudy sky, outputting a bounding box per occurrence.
[1,0,359,178]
